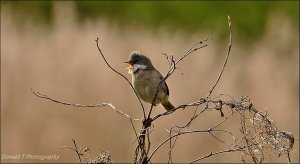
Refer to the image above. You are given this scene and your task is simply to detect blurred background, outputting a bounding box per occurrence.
[1,1,299,163]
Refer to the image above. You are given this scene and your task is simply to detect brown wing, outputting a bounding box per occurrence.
[159,74,170,96]
[164,81,170,96]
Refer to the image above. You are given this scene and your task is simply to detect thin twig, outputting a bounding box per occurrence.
[148,129,231,161]
[31,88,106,108]
[61,139,83,163]
[176,38,213,65]
[206,15,232,98]
[72,139,82,163]
[152,98,206,122]
[130,118,139,139]
[30,88,138,121]
[149,105,235,161]
[188,145,246,164]
[147,38,211,118]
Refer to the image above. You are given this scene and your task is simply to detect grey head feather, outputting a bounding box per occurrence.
[128,51,154,69]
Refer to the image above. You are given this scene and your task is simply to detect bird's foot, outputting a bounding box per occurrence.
[142,117,153,128]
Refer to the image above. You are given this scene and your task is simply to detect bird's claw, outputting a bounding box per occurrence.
[142,117,153,128]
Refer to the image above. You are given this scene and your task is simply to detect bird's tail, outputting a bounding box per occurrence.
[162,101,175,111]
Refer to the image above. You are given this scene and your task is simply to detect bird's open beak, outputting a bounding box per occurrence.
[124,61,133,70]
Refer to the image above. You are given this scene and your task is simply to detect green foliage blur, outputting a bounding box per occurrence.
[2,1,299,41]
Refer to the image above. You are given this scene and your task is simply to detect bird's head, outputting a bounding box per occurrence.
[124,51,154,74]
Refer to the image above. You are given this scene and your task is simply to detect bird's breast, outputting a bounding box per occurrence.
[132,69,167,104]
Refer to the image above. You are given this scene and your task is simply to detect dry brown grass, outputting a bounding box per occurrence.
[1,3,299,163]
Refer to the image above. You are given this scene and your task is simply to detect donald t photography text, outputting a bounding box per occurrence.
[1,153,60,161]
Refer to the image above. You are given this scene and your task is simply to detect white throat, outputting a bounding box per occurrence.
[128,64,147,74]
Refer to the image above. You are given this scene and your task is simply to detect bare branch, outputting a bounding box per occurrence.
[148,96,295,163]
[30,88,138,121]
[207,15,232,97]
[148,128,235,161]
[72,139,82,163]
[62,139,83,163]
[188,145,249,164]
[176,37,213,65]
[152,98,206,121]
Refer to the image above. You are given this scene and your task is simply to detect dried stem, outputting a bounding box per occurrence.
[30,88,138,121]
[61,139,83,163]
[207,15,232,98]
[72,139,82,163]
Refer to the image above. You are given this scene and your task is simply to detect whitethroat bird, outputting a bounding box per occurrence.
[125,51,175,111]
